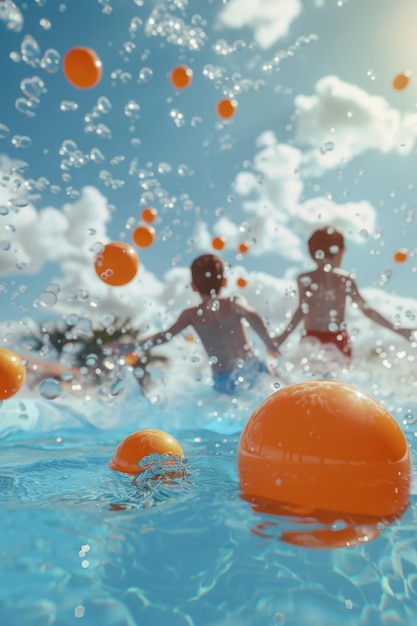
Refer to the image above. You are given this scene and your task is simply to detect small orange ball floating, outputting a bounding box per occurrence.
[212,236,225,251]
[109,428,184,474]
[238,380,411,518]
[141,206,158,223]
[94,241,139,286]
[392,72,411,91]
[217,98,237,119]
[0,348,26,400]
[63,47,102,89]
[236,277,247,288]
[132,225,156,248]
[170,65,193,89]
[394,248,408,263]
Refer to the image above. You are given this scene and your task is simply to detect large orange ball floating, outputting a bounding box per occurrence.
[109,428,184,475]
[212,236,225,251]
[170,65,193,89]
[0,348,26,400]
[392,72,411,91]
[63,47,102,89]
[217,98,238,119]
[94,241,139,286]
[394,248,408,263]
[132,225,156,248]
[238,380,411,518]
[141,206,158,224]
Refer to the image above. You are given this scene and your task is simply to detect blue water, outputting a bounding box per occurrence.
[1,369,417,626]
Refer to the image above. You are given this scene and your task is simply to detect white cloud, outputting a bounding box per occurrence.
[217,0,302,49]
[294,75,417,174]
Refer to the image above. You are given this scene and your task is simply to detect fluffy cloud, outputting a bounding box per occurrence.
[193,131,376,262]
[295,75,417,174]
[216,0,302,49]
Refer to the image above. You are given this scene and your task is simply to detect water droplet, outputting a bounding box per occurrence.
[11,134,32,148]
[41,48,60,73]
[39,17,51,30]
[20,76,46,99]
[0,124,10,139]
[60,100,78,112]
[85,353,99,367]
[37,291,57,307]
[0,240,11,251]
[21,35,41,66]
[0,0,23,32]
[97,97,112,114]
[15,98,36,118]
[39,378,63,400]
[124,100,140,118]
[110,376,125,397]
[138,66,153,82]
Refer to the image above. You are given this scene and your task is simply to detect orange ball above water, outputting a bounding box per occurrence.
[170,65,193,89]
[211,236,225,251]
[63,47,102,89]
[109,428,184,474]
[394,248,408,263]
[392,72,411,91]
[94,241,139,286]
[217,98,237,119]
[132,225,155,248]
[141,206,158,223]
[0,348,26,400]
[238,380,411,518]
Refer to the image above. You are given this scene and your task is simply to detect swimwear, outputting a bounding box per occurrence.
[213,357,270,395]
[303,329,352,359]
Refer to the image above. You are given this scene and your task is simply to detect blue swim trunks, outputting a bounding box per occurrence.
[213,358,270,395]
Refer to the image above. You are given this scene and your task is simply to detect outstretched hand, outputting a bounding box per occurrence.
[396,328,417,341]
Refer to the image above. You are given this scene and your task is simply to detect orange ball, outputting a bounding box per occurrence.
[124,352,139,366]
[141,206,157,223]
[212,236,225,251]
[63,47,102,89]
[236,277,247,288]
[0,348,26,400]
[170,65,193,89]
[394,248,408,263]
[132,225,155,248]
[238,242,249,254]
[109,428,184,474]
[238,380,411,518]
[94,241,139,286]
[392,72,411,91]
[217,98,237,119]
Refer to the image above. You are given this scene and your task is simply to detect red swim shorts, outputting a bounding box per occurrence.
[303,329,352,359]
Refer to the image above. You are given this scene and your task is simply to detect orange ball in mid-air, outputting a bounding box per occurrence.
[109,428,184,474]
[392,72,411,91]
[141,207,158,224]
[132,225,156,248]
[217,98,237,119]
[236,277,247,288]
[0,348,26,400]
[238,242,249,254]
[94,241,139,286]
[394,248,408,263]
[170,65,193,89]
[63,47,102,89]
[238,380,411,518]
[211,236,225,251]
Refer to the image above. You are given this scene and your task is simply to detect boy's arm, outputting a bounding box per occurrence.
[137,310,192,350]
[273,305,304,349]
[235,302,279,355]
[350,281,415,340]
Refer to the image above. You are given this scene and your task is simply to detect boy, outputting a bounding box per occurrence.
[273,226,415,359]
[117,254,277,394]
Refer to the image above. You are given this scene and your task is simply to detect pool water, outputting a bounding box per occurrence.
[1,368,417,626]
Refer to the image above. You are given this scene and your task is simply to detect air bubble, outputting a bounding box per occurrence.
[60,101,78,112]
[11,135,32,148]
[0,0,23,32]
[37,291,57,307]
[21,35,41,66]
[20,76,46,99]
[0,124,10,139]
[41,48,60,73]
[138,67,153,82]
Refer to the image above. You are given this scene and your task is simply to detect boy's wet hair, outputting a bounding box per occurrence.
[191,254,225,295]
[308,226,345,261]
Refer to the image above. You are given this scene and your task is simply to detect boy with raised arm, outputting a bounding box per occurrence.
[118,254,278,394]
[274,226,415,359]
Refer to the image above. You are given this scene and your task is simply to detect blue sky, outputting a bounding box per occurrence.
[1,0,417,350]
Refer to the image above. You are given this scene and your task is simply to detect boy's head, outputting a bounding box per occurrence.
[191,254,225,296]
[308,226,345,264]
